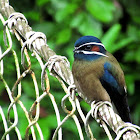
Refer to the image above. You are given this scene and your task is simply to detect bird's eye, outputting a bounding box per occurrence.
[91,46,100,52]
[85,45,92,51]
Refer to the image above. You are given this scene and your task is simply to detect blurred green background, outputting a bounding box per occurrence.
[0,0,140,139]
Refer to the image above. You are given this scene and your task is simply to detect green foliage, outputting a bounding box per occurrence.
[102,24,121,51]
[86,0,115,23]
[36,0,50,7]
[38,115,57,139]
[71,13,103,37]
[56,28,72,44]
[0,0,140,139]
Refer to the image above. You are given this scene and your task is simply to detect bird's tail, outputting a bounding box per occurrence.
[114,94,131,123]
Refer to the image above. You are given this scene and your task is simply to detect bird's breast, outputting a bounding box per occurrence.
[72,58,111,104]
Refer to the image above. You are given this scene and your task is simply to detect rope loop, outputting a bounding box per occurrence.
[4,12,28,29]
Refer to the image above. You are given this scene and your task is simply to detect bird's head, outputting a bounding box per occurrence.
[73,36,108,61]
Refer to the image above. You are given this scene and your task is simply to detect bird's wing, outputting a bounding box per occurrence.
[101,61,126,95]
[100,62,131,122]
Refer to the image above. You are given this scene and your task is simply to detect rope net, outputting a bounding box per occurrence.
[0,0,140,140]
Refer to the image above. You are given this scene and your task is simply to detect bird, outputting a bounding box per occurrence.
[72,36,131,122]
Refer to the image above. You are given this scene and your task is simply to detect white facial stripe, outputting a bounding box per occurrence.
[75,42,105,50]
[81,51,108,57]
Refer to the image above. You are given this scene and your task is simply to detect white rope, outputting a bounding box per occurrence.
[21,31,47,68]
[115,122,140,140]
[4,12,28,29]
[41,55,71,90]
[25,31,47,51]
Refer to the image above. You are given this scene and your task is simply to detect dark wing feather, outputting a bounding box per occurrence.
[100,62,131,122]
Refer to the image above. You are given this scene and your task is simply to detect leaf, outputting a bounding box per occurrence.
[101,24,121,52]
[125,75,135,95]
[133,103,140,124]
[36,0,49,6]
[63,119,79,135]
[33,22,57,37]
[110,37,134,53]
[38,115,57,139]
[127,25,140,41]
[79,16,102,37]
[123,51,136,62]
[71,12,103,38]
[66,46,74,64]
[24,11,40,21]
[135,48,140,63]
[22,81,36,98]
[70,13,84,28]
[56,28,71,44]
[86,0,115,23]
[55,3,77,22]
[17,104,29,138]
